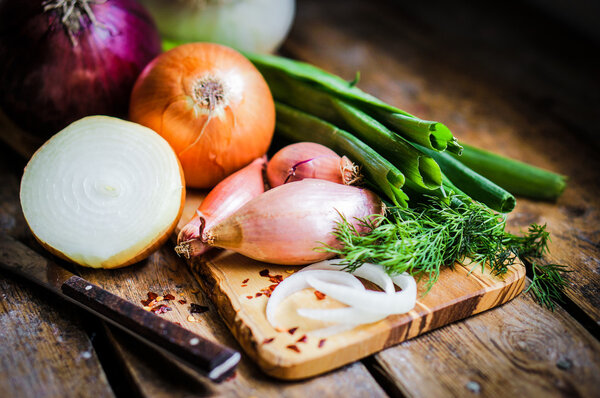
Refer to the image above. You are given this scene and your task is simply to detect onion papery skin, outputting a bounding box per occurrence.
[267,142,359,188]
[203,179,384,265]
[20,116,185,269]
[0,0,161,137]
[130,43,275,188]
[139,0,295,54]
[175,155,267,258]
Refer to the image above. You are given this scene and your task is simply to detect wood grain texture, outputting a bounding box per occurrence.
[179,191,525,379]
[0,273,114,398]
[369,291,600,398]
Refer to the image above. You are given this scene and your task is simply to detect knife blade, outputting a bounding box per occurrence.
[0,234,240,382]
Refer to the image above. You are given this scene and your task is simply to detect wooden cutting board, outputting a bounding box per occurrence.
[178,190,526,380]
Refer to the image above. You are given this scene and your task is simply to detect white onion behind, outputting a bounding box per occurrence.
[141,0,296,53]
[20,116,185,268]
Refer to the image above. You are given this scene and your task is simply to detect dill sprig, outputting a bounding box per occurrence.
[325,194,569,308]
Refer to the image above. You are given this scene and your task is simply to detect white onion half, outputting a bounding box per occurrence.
[20,116,185,269]
[265,269,364,329]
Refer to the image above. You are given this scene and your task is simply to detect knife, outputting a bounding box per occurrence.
[0,234,240,382]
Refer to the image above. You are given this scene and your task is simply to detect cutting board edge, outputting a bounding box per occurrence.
[188,257,527,380]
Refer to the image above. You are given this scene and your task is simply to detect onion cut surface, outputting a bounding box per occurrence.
[20,116,185,269]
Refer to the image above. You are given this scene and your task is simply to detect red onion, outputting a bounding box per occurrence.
[175,156,267,258]
[202,179,384,265]
[267,142,360,188]
[0,0,161,136]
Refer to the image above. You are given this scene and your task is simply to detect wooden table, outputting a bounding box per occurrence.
[1,0,599,396]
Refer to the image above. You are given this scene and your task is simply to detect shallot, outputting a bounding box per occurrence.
[267,142,360,188]
[19,116,185,268]
[202,179,384,265]
[175,156,267,258]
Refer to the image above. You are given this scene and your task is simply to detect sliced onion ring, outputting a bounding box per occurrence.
[305,272,417,315]
[301,259,395,294]
[265,270,364,329]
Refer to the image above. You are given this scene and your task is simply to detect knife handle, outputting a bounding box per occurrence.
[61,275,239,381]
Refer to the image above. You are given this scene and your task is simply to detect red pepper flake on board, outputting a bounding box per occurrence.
[287,327,298,335]
[141,291,158,306]
[190,303,209,314]
[318,339,326,348]
[259,269,270,277]
[151,304,172,314]
[255,292,263,298]
[269,275,283,284]
[242,278,249,284]
[286,344,300,353]
[241,284,248,288]
[296,334,307,343]
[262,337,275,344]
[163,293,175,301]
[178,299,187,305]
[225,371,237,382]
[314,291,326,300]
[246,296,253,299]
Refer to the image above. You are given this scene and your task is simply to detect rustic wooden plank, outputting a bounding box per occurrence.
[284,0,600,325]
[368,291,600,398]
[0,275,116,398]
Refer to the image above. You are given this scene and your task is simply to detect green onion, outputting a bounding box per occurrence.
[275,102,409,207]
[417,145,516,213]
[246,51,461,153]
[451,143,567,200]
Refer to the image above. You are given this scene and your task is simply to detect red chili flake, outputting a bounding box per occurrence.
[225,371,237,381]
[175,322,182,326]
[255,293,263,297]
[246,296,253,299]
[287,327,298,335]
[286,344,300,353]
[163,293,175,301]
[151,304,172,314]
[242,278,249,284]
[262,337,275,344]
[190,303,209,314]
[241,284,248,287]
[259,269,270,277]
[141,292,158,306]
[314,291,326,300]
[269,275,283,283]
[178,299,187,305]
[296,334,307,343]
[318,339,326,348]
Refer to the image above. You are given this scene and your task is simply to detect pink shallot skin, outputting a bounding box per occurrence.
[267,142,359,188]
[203,179,384,265]
[175,156,267,258]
